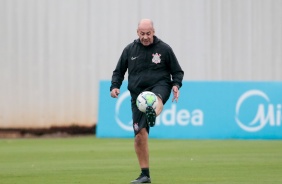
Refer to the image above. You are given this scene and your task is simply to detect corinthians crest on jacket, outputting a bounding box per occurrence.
[152,53,161,64]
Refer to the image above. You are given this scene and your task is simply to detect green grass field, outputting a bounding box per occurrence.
[0,136,282,184]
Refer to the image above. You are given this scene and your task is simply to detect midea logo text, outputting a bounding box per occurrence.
[235,90,281,132]
[115,89,281,133]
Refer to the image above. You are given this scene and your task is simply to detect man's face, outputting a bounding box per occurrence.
[137,28,154,46]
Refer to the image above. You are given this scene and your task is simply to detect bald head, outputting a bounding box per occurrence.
[138,19,154,30]
[137,19,155,46]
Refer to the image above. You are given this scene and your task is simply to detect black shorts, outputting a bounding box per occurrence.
[131,85,171,135]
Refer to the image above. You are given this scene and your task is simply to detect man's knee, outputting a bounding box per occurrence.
[156,96,163,116]
[135,128,148,147]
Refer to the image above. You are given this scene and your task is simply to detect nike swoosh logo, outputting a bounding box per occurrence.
[131,56,138,60]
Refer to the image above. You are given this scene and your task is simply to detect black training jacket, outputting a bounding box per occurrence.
[110,36,184,99]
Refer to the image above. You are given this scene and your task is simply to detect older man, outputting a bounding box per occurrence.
[110,19,184,183]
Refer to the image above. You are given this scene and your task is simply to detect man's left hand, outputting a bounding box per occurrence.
[172,86,179,102]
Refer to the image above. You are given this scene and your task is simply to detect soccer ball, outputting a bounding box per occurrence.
[136,91,158,113]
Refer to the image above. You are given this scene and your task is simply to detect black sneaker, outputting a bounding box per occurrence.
[130,174,151,183]
[146,106,156,127]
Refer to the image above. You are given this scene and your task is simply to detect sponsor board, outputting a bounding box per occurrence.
[97,81,282,139]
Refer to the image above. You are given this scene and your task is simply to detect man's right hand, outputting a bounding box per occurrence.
[110,88,120,98]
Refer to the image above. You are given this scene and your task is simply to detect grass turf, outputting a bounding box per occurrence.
[0,136,282,184]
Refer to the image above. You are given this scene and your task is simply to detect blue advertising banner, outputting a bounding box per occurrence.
[97,81,282,139]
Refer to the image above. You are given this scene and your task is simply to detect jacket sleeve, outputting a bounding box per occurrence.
[167,47,184,88]
[110,47,128,91]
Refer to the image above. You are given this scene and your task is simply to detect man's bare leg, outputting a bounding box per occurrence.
[155,97,163,116]
[134,128,149,168]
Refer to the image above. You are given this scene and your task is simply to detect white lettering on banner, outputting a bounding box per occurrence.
[115,91,204,131]
[235,90,281,132]
[156,104,204,126]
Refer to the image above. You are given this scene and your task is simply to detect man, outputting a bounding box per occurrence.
[110,19,184,183]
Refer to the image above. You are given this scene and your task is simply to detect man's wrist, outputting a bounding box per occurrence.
[174,84,180,89]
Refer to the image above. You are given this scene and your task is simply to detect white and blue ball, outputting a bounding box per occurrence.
[136,91,158,113]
